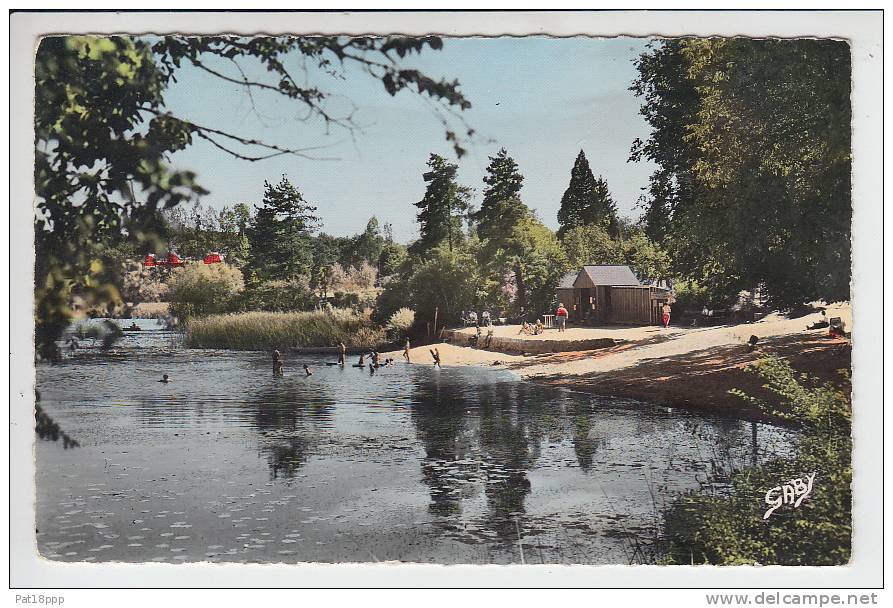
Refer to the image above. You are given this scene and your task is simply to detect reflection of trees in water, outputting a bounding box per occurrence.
[410,375,559,541]
[410,378,471,516]
[250,382,335,480]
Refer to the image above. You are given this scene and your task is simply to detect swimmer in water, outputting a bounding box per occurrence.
[303,364,313,376]
[403,338,411,363]
[368,362,375,374]
[158,374,171,383]
[338,341,347,366]
[273,350,284,376]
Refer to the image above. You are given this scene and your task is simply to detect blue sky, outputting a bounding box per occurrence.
[163,37,657,242]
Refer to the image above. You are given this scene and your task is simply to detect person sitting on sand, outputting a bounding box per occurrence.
[158,374,171,383]
[535,319,544,335]
[430,348,441,368]
[403,338,411,363]
[303,364,313,376]
[518,321,529,335]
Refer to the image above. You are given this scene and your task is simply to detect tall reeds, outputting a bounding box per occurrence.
[184,308,385,350]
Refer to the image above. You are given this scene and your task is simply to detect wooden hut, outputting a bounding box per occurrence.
[557,265,670,326]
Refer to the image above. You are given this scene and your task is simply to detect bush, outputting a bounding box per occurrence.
[184,308,385,350]
[662,357,851,565]
[385,307,415,339]
[230,277,316,313]
[121,260,171,303]
[168,262,244,321]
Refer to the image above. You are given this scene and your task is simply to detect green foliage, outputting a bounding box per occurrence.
[185,308,385,350]
[407,245,483,325]
[663,357,851,565]
[164,202,251,267]
[385,307,416,339]
[631,39,851,307]
[557,150,619,238]
[561,223,671,283]
[167,262,245,321]
[378,241,409,277]
[230,278,317,313]
[474,148,529,248]
[411,154,472,254]
[245,176,319,281]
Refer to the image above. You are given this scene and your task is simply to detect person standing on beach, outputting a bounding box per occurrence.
[338,341,346,365]
[403,338,411,363]
[661,303,672,329]
[556,303,569,333]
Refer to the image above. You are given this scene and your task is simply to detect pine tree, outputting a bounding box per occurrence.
[557,150,619,237]
[245,176,319,280]
[474,148,529,245]
[412,154,471,254]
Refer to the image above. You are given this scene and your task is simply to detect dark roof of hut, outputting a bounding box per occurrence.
[580,265,641,287]
[557,272,578,289]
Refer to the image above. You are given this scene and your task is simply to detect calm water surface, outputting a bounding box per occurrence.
[35,319,793,564]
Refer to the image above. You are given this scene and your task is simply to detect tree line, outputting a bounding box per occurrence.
[33,35,852,358]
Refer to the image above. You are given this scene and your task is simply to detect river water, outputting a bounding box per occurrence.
[35,319,793,565]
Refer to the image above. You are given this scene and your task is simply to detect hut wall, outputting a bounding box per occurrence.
[608,286,669,325]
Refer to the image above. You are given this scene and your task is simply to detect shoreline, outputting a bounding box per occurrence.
[386,307,852,423]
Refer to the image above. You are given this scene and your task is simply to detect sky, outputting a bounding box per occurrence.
[163,37,658,243]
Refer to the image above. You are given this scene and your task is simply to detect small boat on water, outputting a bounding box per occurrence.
[122,323,142,332]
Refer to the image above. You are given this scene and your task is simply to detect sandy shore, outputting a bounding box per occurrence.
[387,303,852,421]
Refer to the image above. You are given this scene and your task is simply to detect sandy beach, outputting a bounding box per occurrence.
[388,303,852,421]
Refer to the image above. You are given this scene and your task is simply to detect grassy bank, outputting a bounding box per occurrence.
[185,309,385,350]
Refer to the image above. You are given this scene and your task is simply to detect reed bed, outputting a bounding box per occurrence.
[184,309,386,350]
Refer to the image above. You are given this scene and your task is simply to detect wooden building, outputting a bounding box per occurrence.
[556,265,671,326]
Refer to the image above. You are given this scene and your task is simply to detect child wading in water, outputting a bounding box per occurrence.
[403,338,411,363]
[272,350,284,376]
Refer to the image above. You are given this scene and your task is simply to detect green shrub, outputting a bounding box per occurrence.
[385,307,415,339]
[184,308,385,350]
[230,278,316,313]
[168,263,244,321]
[662,357,851,565]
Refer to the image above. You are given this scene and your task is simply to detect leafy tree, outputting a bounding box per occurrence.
[474,148,529,247]
[631,39,851,307]
[411,154,472,254]
[245,176,319,281]
[34,34,471,359]
[407,244,483,326]
[309,233,341,298]
[163,202,252,266]
[561,223,671,283]
[378,241,409,278]
[556,150,619,237]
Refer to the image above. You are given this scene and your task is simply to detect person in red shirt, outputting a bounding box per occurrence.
[556,303,569,332]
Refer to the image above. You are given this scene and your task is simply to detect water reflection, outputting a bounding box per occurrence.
[35,323,796,564]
